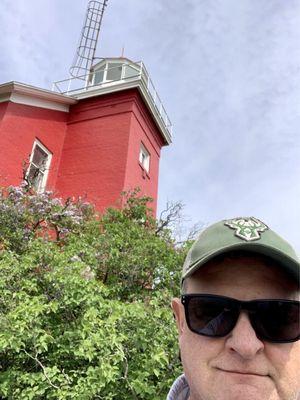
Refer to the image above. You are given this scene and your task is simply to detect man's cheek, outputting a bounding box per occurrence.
[180,334,216,384]
[265,343,300,400]
[277,354,300,399]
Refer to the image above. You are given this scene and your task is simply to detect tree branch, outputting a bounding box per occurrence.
[156,201,183,235]
[23,349,59,389]
[122,356,138,400]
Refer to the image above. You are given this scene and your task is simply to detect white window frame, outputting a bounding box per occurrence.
[92,61,140,86]
[139,143,150,173]
[26,139,52,193]
[92,61,122,85]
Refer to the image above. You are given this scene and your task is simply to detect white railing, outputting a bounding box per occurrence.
[52,61,172,137]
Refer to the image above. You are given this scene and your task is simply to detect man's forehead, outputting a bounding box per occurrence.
[184,252,299,298]
[198,252,278,273]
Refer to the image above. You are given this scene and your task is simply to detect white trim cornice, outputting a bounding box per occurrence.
[70,80,172,144]
[0,81,77,112]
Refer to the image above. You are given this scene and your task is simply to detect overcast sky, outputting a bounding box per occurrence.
[1,0,300,251]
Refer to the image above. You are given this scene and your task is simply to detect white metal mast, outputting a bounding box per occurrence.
[69,0,108,79]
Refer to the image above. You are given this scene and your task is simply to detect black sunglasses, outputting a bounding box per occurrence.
[181,294,300,343]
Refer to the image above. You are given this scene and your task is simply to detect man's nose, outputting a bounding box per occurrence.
[225,312,264,359]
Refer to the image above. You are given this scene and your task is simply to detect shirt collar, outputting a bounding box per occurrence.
[167,374,190,400]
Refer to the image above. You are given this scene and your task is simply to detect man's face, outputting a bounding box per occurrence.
[172,255,300,400]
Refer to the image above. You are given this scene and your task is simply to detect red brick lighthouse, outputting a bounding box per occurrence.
[0,1,171,214]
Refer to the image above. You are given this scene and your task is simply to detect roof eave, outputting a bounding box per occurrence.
[0,81,77,105]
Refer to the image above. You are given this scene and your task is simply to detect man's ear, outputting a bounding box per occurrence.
[171,297,185,336]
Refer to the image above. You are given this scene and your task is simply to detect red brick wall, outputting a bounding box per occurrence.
[123,93,164,214]
[55,93,131,211]
[0,102,68,189]
[55,89,164,214]
[0,102,8,124]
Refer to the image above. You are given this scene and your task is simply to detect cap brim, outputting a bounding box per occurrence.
[183,242,300,283]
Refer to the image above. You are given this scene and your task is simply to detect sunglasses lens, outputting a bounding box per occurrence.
[187,296,239,337]
[251,301,300,342]
[183,296,300,342]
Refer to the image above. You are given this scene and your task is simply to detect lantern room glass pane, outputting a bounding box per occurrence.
[124,64,139,79]
[106,63,122,81]
[94,66,105,84]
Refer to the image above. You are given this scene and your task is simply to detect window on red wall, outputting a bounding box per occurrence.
[139,143,150,173]
[26,140,52,193]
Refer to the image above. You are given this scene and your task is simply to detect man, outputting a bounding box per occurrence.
[168,217,300,400]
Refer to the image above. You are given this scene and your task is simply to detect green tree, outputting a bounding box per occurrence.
[0,185,191,399]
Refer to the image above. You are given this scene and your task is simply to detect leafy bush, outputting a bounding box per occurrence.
[0,185,188,399]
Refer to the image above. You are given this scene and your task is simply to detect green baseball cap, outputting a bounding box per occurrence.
[182,217,300,284]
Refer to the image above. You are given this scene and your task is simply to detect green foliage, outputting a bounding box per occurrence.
[0,185,188,399]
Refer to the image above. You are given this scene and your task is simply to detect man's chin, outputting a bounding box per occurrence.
[211,383,277,400]
[211,368,276,399]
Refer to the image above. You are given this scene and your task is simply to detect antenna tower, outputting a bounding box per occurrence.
[70,0,108,79]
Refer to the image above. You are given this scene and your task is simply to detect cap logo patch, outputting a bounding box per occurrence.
[224,217,268,242]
